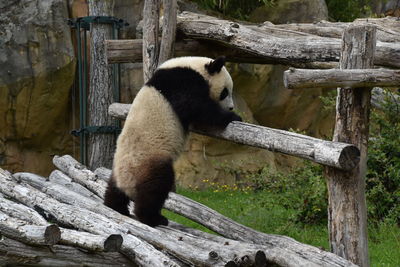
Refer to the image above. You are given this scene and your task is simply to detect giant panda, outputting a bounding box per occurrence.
[104,56,242,227]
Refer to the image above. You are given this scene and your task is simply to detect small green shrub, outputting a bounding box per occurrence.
[244,162,328,225]
[367,90,400,225]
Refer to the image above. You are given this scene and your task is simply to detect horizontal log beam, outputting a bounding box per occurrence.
[106,39,337,68]
[284,68,400,89]
[176,12,400,68]
[109,103,360,170]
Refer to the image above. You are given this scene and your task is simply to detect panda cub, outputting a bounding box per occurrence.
[104,56,242,227]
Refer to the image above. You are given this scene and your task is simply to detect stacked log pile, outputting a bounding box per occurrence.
[0,155,357,266]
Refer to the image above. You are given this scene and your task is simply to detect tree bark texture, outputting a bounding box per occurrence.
[158,0,177,64]
[142,0,160,81]
[106,39,338,68]
[0,212,60,246]
[324,25,376,267]
[87,0,116,170]
[284,68,400,89]
[108,103,360,170]
[176,12,399,69]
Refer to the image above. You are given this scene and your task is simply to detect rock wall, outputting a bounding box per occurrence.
[0,0,334,186]
[0,0,75,174]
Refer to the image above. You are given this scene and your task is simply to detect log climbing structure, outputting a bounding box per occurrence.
[1,4,400,267]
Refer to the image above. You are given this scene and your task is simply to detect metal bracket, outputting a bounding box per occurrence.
[67,16,129,30]
[71,126,121,137]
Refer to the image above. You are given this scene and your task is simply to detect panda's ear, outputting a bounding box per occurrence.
[205,56,226,75]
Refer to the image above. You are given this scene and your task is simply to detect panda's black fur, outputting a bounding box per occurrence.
[104,56,241,227]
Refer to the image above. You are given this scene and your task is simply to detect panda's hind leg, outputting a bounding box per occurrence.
[104,174,131,216]
[134,157,174,227]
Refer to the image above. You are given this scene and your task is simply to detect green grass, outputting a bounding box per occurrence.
[163,188,400,267]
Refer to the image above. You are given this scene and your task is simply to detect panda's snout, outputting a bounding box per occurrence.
[229,107,234,111]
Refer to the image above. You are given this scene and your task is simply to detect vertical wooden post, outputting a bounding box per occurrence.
[142,0,160,81]
[87,0,115,170]
[325,25,376,267]
[158,0,177,64]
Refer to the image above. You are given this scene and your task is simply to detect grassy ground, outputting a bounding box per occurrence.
[163,188,400,267]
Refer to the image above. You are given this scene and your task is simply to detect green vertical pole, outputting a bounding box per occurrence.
[82,24,88,166]
[76,22,86,165]
[112,23,121,133]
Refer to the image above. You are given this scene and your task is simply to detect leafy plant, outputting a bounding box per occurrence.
[367,90,400,225]
[190,0,275,20]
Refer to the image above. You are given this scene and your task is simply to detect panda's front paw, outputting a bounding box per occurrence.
[230,113,242,122]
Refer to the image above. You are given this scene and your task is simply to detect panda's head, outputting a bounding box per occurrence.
[158,56,235,111]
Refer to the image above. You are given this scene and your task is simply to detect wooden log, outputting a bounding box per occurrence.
[0,211,60,246]
[0,170,178,267]
[51,156,107,198]
[263,17,400,43]
[49,170,103,202]
[0,190,122,253]
[176,12,400,69]
[325,25,375,267]
[0,194,48,225]
[51,155,357,267]
[60,229,123,252]
[284,68,400,89]
[108,103,360,170]
[142,0,160,81]
[94,167,112,181]
[0,237,135,267]
[158,0,177,64]
[87,0,116,170]
[6,170,270,267]
[106,38,338,68]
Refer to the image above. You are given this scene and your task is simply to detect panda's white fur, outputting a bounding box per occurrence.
[158,56,234,111]
[104,56,241,227]
[113,85,185,198]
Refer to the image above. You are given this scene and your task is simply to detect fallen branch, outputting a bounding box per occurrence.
[109,103,360,170]
[284,68,400,89]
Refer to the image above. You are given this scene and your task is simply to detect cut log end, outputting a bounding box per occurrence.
[255,250,267,267]
[338,145,361,171]
[44,224,61,245]
[104,234,123,252]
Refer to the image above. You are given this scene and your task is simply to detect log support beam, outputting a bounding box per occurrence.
[108,103,360,170]
[284,68,400,89]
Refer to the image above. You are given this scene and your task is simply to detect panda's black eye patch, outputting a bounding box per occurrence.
[219,88,229,100]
